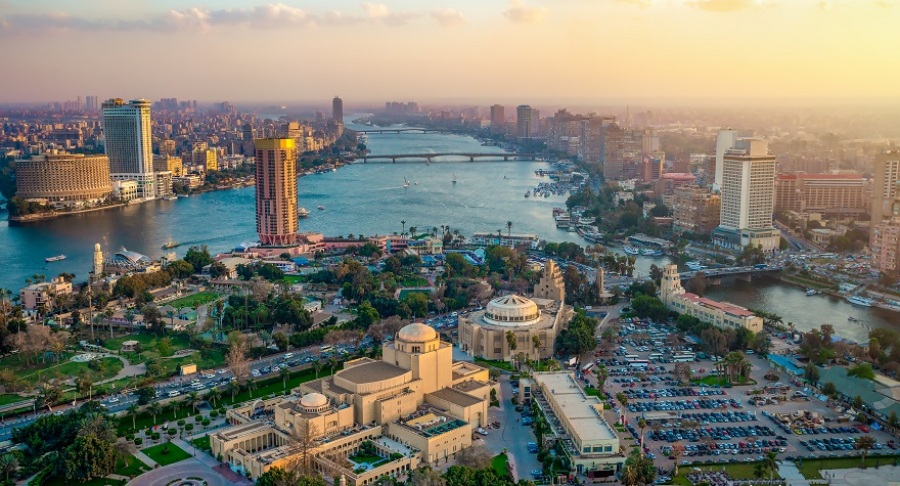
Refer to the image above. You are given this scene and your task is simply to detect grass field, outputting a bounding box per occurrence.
[189,435,211,453]
[167,292,219,309]
[24,356,123,383]
[475,358,515,371]
[157,349,225,375]
[492,453,511,478]
[673,461,776,484]
[143,442,192,466]
[692,375,752,387]
[796,455,900,479]
[398,289,431,300]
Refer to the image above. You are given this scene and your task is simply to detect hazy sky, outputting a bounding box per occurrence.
[1,0,898,104]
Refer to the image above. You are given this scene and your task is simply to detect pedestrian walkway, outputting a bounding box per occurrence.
[171,437,219,468]
[133,449,157,468]
[778,461,813,486]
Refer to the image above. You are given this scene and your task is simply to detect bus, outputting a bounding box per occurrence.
[648,353,664,361]
[628,360,650,368]
[581,362,595,373]
[672,354,695,363]
[319,345,334,354]
[625,354,640,362]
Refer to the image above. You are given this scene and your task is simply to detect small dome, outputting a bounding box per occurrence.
[299,392,328,409]
[397,323,438,343]
[484,294,541,327]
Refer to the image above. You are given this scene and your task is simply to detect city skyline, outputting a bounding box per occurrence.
[1,0,898,103]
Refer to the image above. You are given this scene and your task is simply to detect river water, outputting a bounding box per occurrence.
[0,118,895,340]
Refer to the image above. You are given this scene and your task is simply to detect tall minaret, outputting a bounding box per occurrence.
[92,243,103,277]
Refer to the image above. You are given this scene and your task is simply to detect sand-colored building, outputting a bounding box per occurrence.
[211,323,493,484]
[15,152,112,207]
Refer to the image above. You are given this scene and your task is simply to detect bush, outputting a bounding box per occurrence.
[177,420,186,426]
[209,410,219,418]
[185,424,194,431]
[151,432,161,440]
[202,419,211,427]
[195,414,203,422]
[134,438,143,446]
[167,428,177,436]
[218,407,226,414]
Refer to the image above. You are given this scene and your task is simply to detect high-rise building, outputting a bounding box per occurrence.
[85,95,99,111]
[15,152,112,207]
[516,105,538,139]
[254,138,299,247]
[332,96,343,123]
[490,105,505,134]
[101,98,156,199]
[872,151,900,224]
[93,243,104,277]
[774,173,865,215]
[673,186,721,236]
[641,151,665,183]
[713,129,738,190]
[712,139,780,252]
[871,190,900,275]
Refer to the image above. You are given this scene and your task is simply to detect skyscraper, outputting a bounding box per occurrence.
[490,104,505,134]
[101,98,156,199]
[516,105,538,139]
[713,129,738,190]
[712,139,780,252]
[254,138,299,247]
[332,96,343,123]
[872,151,900,224]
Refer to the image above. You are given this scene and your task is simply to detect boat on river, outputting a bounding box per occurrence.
[298,207,310,218]
[623,246,640,255]
[806,289,818,296]
[846,295,874,307]
[45,255,66,262]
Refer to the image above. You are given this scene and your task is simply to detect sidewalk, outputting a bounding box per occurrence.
[171,437,220,468]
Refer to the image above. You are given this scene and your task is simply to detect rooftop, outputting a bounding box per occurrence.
[426,387,483,408]
[680,292,755,318]
[336,360,410,385]
[532,372,618,443]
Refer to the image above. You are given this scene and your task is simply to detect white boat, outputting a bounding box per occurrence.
[623,246,640,255]
[164,195,178,201]
[403,176,410,188]
[805,289,818,296]
[641,248,662,256]
[298,207,310,218]
[452,173,457,184]
[846,295,874,307]
[45,255,66,262]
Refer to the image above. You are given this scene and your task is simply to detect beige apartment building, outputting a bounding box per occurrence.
[673,186,721,236]
[774,173,865,215]
[15,152,112,207]
[254,138,299,246]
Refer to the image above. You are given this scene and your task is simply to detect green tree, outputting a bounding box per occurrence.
[37,382,63,411]
[761,451,780,480]
[167,260,195,279]
[858,435,876,468]
[848,362,875,380]
[621,447,655,485]
[822,381,838,397]
[184,246,213,271]
[506,330,517,353]
[804,362,820,383]
[64,433,117,482]
[403,292,429,318]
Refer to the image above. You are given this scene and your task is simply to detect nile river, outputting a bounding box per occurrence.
[0,118,894,341]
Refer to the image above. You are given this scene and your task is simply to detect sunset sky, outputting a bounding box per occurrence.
[0,0,897,104]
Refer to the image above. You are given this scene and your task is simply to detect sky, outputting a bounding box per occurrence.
[0,0,898,104]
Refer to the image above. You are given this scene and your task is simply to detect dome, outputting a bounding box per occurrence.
[299,392,328,409]
[483,294,541,327]
[397,323,438,343]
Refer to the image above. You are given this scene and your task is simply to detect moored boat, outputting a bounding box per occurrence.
[45,255,66,262]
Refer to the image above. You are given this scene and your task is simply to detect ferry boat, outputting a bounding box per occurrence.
[641,248,663,256]
[298,207,310,218]
[805,289,818,296]
[317,205,326,211]
[623,246,641,255]
[45,255,66,263]
[164,195,178,201]
[846,295,874,307]
[161,241,180,250]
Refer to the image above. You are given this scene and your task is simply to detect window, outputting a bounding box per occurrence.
[412,346,420,353]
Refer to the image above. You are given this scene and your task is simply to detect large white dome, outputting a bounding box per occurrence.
[299,392,328,409]
[397,323,438,343]
[483,294,541,327]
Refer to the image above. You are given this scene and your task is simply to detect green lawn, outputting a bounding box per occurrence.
[398,289,431,300]
[158,349,225,375]
[350,452,382,464]
[400,277,429,287]
[189,435,212,453]
[492,453,511,478]
[25,356,123,382]
[0,393,28,406]
[115,455,151,478]
[796,455,900,479]
[167,292,219,309]
[475,358,515,371]
[692,375,752,387]
[143,442,192,466]
[583,387,604,398]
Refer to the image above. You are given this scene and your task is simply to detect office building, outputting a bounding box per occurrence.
[713,129,738,190]
[774,173,865,215]
[516,105,539,139]
[712,139,780,252]
[332,96,343,123]
[642,151,665,183]
[85,95,99,111]
[673,186,721,236]
[101,98,156,199]
[659,265,763,333]
[254,138,299,246]
[872,151,900,224]
[15,152,112,207]
[871,190,900,274]
[153,155,183,177]
[490,104,505,134]
[210,323,493,483]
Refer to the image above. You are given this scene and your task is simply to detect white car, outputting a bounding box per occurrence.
[108,397,120,404]
[476,428,488,436]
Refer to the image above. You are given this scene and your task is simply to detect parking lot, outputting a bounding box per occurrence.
[583,317,898,476]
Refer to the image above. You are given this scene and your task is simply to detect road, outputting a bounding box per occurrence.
[482,376,543,481]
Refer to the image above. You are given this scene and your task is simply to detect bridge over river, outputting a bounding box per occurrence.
[358,152,538,163]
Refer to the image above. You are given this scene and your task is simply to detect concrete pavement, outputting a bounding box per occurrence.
[125,458,244,486]
[482,376,542,481]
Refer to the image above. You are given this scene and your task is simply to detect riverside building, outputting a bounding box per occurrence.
[15,152,112,207]
[254,138,299,247]
[101,98,158,199]
[659,264,763,333]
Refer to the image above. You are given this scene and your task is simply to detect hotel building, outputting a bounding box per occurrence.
[101,98,157,199]
[872,151,900,224]
[254,138,299,247]
[15,152,112,207]
[774,173,865,215]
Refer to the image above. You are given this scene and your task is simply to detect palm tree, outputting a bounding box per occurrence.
[280,366,290,390]
[313,360,324,379]
[147,402,161,425]
[127,403,139,431]
[400,220,406,236]
[207,387,222,408]
[532,335,542,358]
[228,381,241,403]
[171,400,181,419]
[186,391,200,413]
[761,450,779,480]
[0,454,18,482]
[858,435,876,468]
[637,418,647,453]
[409,226,417,238]
[104,307,115,338]
[328,357,338,376]
[507,220,513,238]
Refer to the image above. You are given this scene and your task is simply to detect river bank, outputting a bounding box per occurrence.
[8,201,128,224]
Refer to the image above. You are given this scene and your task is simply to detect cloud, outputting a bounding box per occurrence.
[503,1,547,23]
[688,0,754,11]
[0,2,427,35]
[431,8,466,26]
[362,2,419,26]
